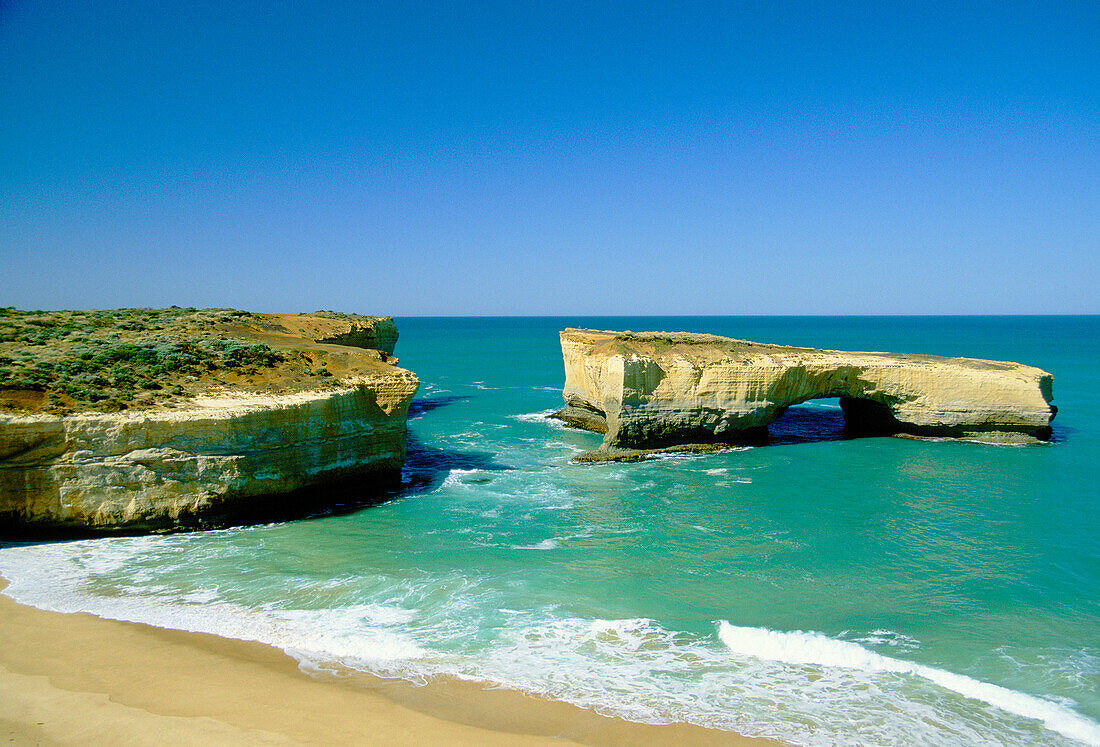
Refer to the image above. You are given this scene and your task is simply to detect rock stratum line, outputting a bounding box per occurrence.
[0,311,417,534]
[553,329,1055,456]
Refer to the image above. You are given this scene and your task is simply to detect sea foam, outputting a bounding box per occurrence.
[2,536,1094,747]
[438,468,485,489]
[511,409,572,430]
[0,542,427,669]
[510,539,560,550]
[718,622,1100,745]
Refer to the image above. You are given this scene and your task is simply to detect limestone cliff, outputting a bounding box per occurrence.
[554,329,1055,452]
[0,310,418,533]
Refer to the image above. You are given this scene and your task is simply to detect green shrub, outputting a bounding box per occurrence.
[1,309,288,411]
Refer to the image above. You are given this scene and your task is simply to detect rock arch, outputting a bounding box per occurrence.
[554,329,1056,451]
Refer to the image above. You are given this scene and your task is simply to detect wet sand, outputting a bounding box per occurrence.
[0,582,777,745]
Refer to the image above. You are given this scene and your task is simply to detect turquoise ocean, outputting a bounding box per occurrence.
[2,316,1098,746]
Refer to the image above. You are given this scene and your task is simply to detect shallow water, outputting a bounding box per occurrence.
[2,317,1098,745]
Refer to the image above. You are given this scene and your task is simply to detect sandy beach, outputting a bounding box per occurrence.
[0,581,774,745]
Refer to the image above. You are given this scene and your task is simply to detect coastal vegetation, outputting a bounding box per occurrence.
[0,307,343,414]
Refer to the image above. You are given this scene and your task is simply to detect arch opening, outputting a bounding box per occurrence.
[766,396,898,445]
[766,398,848,444]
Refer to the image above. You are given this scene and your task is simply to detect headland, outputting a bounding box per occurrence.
[0,308,418,534]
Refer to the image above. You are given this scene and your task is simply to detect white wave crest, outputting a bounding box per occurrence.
[2,534,1094,747]
[510,409,572,430]
[800,401,843,410]
[0,544,426,667]
[852,629,921,650]
[718,622,1100,745]
[510,539,560,550]
[439,468,484,489]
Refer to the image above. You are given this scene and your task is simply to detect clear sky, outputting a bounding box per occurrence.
[1,1,1097,315]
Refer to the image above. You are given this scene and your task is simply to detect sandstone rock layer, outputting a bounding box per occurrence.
[0,313,418,533]
[555,329,1055,449]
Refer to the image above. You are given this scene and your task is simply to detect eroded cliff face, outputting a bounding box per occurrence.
[0,312,418,533]
[555,329,1056,451]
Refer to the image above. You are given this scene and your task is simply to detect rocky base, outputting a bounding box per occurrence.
[573,443,745,463]
[548,399,609,434]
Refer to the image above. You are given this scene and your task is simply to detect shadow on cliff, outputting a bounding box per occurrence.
[764,402,1067,445]
[0,396,507,542]
[232,429,509,524]
[232,396,509,524]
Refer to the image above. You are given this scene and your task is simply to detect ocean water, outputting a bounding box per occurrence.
[2,316,1099,746]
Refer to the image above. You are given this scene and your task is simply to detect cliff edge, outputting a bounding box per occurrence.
[0,309,418,534]
[554,329,1055,455]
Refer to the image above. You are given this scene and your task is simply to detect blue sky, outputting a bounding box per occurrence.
[1,1,1096,315]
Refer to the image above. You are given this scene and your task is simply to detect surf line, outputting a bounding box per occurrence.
[718,621,1100,745]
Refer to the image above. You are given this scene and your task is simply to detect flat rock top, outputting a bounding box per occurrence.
[0,307,405,416]
[231,312,394,349]
[561,328,1029,373]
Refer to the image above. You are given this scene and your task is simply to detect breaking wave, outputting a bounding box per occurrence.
[718,622,1100,745]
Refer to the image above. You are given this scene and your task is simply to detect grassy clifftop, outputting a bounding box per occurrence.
[0,307,397,415]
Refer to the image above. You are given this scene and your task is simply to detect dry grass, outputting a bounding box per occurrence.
[0,307,358,415]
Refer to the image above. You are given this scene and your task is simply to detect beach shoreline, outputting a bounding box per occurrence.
[0,580,775,745]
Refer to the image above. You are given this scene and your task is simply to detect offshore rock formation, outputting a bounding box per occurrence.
[0,313,417,534]
[554,329,1055,455]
